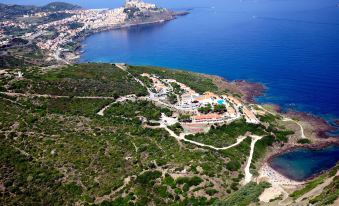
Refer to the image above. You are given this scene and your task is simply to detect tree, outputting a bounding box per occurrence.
[198,104,212,114]
[214,104,226,114]
[178,114,191,123]
[168,93,177,104]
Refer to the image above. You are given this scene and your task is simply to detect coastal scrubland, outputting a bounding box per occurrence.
[0,63,337,205]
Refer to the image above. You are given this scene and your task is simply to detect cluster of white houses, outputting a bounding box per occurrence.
[140,73,260,125]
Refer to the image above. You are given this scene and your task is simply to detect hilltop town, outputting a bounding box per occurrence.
[0,1,187,68]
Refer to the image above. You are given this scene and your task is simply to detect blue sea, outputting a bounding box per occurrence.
[270,145,339,181]
[12,0,339,128]
[79,0,339,126]
[7,0,339,181]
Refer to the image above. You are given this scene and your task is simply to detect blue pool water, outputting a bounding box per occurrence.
[270,145,339,181]
[217,99,225,105]
[79,0,339,126]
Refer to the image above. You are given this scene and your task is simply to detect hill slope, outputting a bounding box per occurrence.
[0,63,337,205]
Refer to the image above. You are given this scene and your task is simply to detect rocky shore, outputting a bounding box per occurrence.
[201,73,339,185]
[285,111,338,138]
[200,74,266,102]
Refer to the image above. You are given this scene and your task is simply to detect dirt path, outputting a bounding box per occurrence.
[115,63,154,97]
[243,135,263,184]
[161,123,266,185]
[161,123,248,151]
[94,176,132,204]
[97,102,115,116]
[296,170,339,203]
[283,117,307,139]
[97,95,137,116]
[254,104,307,139]
[0,92,115,100]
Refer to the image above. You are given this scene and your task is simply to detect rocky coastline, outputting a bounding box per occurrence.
[202,72,338,140]
[266,142,339,182]
[202,73,339,182]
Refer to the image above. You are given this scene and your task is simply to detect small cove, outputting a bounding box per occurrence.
[269,145,339,181]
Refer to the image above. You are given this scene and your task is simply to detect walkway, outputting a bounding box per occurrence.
[0,92,115,100]
[243,135,263,184]
[97,95,137,116]
[282,117,307,139]
[157,119,264,184]
[254,104,307,139]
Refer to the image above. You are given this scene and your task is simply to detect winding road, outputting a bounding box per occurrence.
[115,65,266,184]
[159,121,263,184]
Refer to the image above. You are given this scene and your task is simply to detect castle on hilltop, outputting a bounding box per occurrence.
[124,0,157,10]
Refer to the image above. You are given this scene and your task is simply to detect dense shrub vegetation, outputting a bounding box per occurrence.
[186,119,267,148]
[214,182,271,206]
[8,63,148,97]
[1,63,324,205]
[128,65,219,94]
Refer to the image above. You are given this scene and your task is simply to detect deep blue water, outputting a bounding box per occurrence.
[11,0,339,181]
[12,0,339,125]
[270,145,339,181]
[79,0,339,126]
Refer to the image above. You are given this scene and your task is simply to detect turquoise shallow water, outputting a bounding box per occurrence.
[270,145,339,181]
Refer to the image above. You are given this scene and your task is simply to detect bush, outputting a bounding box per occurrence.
[205,188,218,196]
[168,93,177,104]
[163,174,176,188]
[168,123,183,135]
[215,182,271,206]
[297,139,311,144]
[178,114,192,123]
[176,176,203,188]
[274,130,294,143]
[226,160,241,171]
[136,171,162,186]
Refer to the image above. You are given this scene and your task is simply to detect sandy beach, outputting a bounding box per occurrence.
[257,163,303,203]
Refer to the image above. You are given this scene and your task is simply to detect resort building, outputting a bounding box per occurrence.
[192,113,224,123]
[227,95,242,108]
[194,92,219,105]
[141,73,170,97]
[226,105,237,118]
[242,107,260,124]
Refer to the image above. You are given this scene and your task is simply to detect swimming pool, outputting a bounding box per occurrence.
[217,99,225,105]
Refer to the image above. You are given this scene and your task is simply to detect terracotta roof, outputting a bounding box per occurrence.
[227,106,236,116]
[243,107,257,119]
[195,96,209,101]
[193,113,222,120]
[227,96,242,105]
